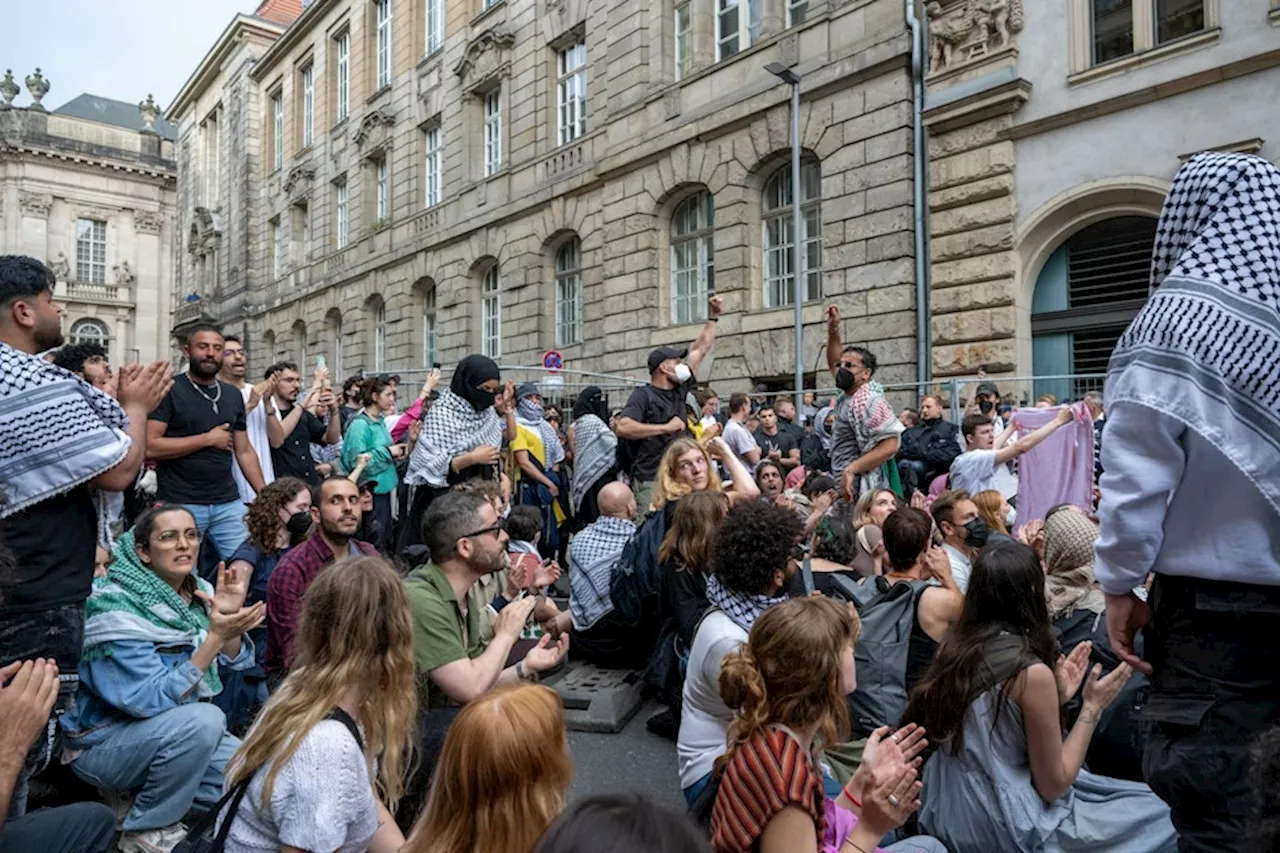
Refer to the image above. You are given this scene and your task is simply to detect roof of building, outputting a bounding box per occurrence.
[52,93,177,141]
[255,0,304,26]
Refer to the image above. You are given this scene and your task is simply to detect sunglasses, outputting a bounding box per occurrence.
[458,518,506,542]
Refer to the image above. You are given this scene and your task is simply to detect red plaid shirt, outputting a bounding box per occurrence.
[265,532,376,676]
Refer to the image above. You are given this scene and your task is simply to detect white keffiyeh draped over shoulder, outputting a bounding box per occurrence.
[405,388,503,487]
[1107,152,1280,515]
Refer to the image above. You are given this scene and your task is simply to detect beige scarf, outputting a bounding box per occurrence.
[1043,506,1105,620]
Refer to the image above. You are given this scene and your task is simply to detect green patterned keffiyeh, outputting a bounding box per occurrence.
[82,528,222,697]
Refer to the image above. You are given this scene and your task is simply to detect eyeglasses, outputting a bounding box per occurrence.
[458,519,506,542]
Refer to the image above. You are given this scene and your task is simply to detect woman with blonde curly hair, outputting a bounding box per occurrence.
[406,683,573,853]
[650,436,758,512]
[221,555,417,852]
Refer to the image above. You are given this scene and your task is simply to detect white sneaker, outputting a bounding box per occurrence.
[118,823,188,853]
[100,788,135,830]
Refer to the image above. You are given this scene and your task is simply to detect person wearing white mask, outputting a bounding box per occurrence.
[616,295,723,512]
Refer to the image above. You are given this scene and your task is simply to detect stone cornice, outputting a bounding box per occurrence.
[0,143,175,180]
[924,77,1031,134]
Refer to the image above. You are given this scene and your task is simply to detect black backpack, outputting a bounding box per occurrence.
[608,509,669,626]
[847,577,931,735]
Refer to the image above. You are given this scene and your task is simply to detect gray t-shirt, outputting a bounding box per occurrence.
[949,449,998,495]
[222,720,377,853]
[722,418,759,474]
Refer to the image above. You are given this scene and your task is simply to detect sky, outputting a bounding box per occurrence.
[7,0,255,113]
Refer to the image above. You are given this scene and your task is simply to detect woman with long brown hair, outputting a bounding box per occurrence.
[406,683,573,853]
[221,555,417,852]
[971,488,1013,537]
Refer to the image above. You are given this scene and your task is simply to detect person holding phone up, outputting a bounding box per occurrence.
[341,376,408,552]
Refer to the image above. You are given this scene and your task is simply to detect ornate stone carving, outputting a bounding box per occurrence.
[48,252,71,281]
[188,206,222,257]
[283,165,316,196]
[134,210,163,234]
[113,260,136,285]
[927,0,1024,76]
[139,94,160,132]
[18,191,52,218]
[24,68,49,110]
[453,29,515,86]
[352,108,396,149]
[0,70,18,108]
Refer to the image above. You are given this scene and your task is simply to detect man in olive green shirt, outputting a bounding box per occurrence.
[404,490,568,710]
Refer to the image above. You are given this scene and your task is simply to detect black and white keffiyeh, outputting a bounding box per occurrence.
[517,399,565,467]
[0,342,131,533]
[1107,151,1280,513]
[405,388,503,487]
[570,414,616,512]
[705,573,789,633]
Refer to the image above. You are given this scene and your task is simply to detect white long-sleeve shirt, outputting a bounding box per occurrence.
[1094,401,1280,594]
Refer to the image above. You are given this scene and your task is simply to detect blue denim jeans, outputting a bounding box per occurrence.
[179,501,249,562]
[68,703,240,832]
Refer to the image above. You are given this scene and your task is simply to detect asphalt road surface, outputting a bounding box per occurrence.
[565,698,684,811]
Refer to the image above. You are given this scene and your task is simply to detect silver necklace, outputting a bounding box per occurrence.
[186,373,222,412]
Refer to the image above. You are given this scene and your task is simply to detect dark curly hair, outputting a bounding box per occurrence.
[245,477,311,554]
[712,500,803,596]
[52,341,108,376]
[812,503,857,565]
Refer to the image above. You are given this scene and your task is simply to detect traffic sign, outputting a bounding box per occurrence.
[542,350,564,372]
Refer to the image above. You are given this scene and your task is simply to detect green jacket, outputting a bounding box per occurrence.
[341,410,398,494]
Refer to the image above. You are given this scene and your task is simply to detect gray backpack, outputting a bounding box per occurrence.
[847,576,931,736]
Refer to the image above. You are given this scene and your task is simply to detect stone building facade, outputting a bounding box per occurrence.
[921,0,1280,402]
[171,0,925,399]
[0,74,177,364]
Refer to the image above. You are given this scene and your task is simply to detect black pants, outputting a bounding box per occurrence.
[0,802,115,853]
[1142,574,1280,852]
[369,492,393,552]
[395,704,461,832]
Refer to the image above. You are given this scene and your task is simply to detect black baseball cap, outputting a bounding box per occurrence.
[976,381,999,397]
[647,346,687,374]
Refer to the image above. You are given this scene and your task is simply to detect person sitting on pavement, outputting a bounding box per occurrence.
[972,488,1016,540]
[534,793,711,853]
[221,556,415,853]
[849,487,896,578]
[60,505,264,853]
[710,596,944,853]
[504,505,570,639]
[930,489,985,593]
[405,684,573,853]
[895,395,962,495]
[567,482,642,669]
[265,476,377,679]
[754,459,786,503]
[678,501,802,809]
[786,502,860,598]
[650,436,760,514]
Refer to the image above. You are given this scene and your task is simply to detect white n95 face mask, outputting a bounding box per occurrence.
[673,363,693,383]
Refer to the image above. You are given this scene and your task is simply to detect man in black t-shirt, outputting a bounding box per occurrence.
[264,362,341,487]
[616,295,722,511]
[754,404,801,472]
[147,325,266,560]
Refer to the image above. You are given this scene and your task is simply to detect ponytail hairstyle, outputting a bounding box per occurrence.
[715,596,859,776]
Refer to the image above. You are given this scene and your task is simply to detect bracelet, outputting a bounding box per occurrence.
[708,317,719,322]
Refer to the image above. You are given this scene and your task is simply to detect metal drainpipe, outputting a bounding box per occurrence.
[906,0,932,398]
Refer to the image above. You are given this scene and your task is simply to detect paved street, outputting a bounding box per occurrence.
[566,699,684,811]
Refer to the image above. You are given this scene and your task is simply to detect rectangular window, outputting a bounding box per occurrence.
[423,290,437,367]
[375,158,389,222]
[271,92,284,170]
[482,266,501,358]
[675,3,692,80]
[483,0,500,9]
[376,0,393,89]
[763,161,823,308]
[557,41,587,146]
[716,0,758,60]
[426,0,444,55]
[75,218,107,284]
[336,32,350,122]
[1092,0,1135,63]
[301,64,314,148]
[555,240,583,346]
[787,0,807,26]
[1155,0,1205,44]
[336,181,349,248]
[293,202,310,266]
[374,303,386,370]
[484,88,502,176]
[424,126,442,207]
[271,217,284,279]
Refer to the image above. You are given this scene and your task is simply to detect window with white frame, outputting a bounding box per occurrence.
[335,180,349,248]
[374,301,386,370]
[70,318,109,347]
[301,64,314,147]
[483,0,500,9]
[332,316,344,375]
[375,0,393,89]
[763,159,823,308]
[271,217,284,279]
[424,125,442,207]
[294,202,310,265]
[375,158,389,222]
[671,192,714,325]
[426,0,444,55]
[787,0,808,26]
[555,239,583,346]
[675,2,692,80]
[296,325,308,367]
[1085,0,1209,68]
[423,288,437,366]
[271,92,284,170]
[557,40,587,145]
[482,265,501,358]
[76,218,107,284]
[335,31,350,122]
[483,88,502,176]
[716,0,760,60]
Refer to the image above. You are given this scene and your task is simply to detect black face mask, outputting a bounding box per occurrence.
[285,511,312,542]
[963,517,990,548]
[978,399,994,414]
[835,368,856,392]
[461,387,497,411]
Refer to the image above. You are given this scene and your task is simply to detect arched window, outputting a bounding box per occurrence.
[371,299,387,370]
[327,311,343,376]
[481,265,501,358]
[763,158,822,308]
[423,287,437,366]
[262,330,276,364]
[671,192,714,325]
[1031,215,1157,400]
[555,239,583,346]
[70,318,109,347]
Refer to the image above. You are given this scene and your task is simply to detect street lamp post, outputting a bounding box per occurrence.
[765,61,805,420]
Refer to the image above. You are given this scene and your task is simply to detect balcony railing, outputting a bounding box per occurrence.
[66,281,126,302]
[173,300,207,325]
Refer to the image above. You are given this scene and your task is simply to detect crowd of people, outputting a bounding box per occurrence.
[0,150,1277,853]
